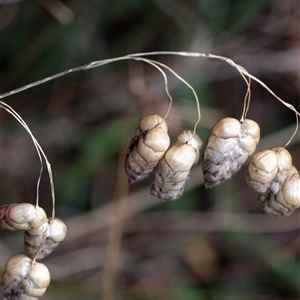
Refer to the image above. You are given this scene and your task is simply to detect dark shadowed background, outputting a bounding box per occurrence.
[0,0,299,299]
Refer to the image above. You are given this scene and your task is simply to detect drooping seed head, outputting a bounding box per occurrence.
[202,117,260,188]
[124,114,170,183]
[151,130,202,200]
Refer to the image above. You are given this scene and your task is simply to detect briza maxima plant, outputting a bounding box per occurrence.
[246,147,300,217]
[0,52,300,298]
[1,50,300,298]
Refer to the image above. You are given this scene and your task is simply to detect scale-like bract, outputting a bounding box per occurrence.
[202,117,260,188]
[246,147,300,216]
[0,203,47,231]
[151,130,202,200]
[24,218,67,260]
[124,114,170,183]
[0,254,50,299]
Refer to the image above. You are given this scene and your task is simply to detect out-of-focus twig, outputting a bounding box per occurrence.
[0,1,19,29]
[101,136,129,299]
[39,0,74,24]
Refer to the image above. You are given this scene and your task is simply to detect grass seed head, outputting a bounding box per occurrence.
[246,148,300,216]
[202,117,260,189]
[124,114,170,184]
[24,218,67,260]
[1,254,50,299]
[150,130,202,200]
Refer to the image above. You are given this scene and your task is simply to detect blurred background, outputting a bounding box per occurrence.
[0,0,299,299]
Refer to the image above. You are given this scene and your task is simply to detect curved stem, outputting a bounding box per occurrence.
[1,51,299,119]
[130,57,173,120]
[1,50,299,142]
[0,101,56,219]
[234,66,251,122]
[140,58,201,134]
[284,111,299,148]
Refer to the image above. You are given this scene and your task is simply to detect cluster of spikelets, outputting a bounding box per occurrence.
[202,117,261,188]
[0,203,67,299]
[246,147,300,217]
[124,114,203,200]
[124,114,300,216]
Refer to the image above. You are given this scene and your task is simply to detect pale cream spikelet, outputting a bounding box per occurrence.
[259,147,299,217]
[150,130,203,200]
[246,147,300,217]
[259,166,300,217]
[124,114,170,183]
[0,203,47,231]
[245,150,279,193]
[245,147,291,194]
[25,218,67,260]
[0,254,50,299]
[281,169,300,208]
[202,117,260,189]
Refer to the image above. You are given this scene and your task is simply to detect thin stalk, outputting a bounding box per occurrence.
[130,57,173,120]
[101,137,129,299]
[143,58,201,134]
[1,51,299,141]
[0,101,56,219]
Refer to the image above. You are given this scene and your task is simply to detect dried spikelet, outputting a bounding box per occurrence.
[281,169,300,207]
[246,147,300,217]
[202,117,260,188]
[25,218,67,260]
[259,166,300,217]
[150,130,203,200]
[246,150,279,193]
[0,254,50,299]
[245,147,291,192]
[0,203,47,231]
[124,114,170,183]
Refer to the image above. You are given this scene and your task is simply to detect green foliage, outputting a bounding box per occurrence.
[172,284,206,300]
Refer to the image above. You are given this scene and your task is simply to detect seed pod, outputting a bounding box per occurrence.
[258,166,300,217]
[245,150,279,193]
[151,130,203,200]
[124,114,170,184]
[0,203,47,231]
[281,169,300,207]
[1,254,50,299]
[25,218,67,260]
[246,147,300,217]
[202,117,260,188]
